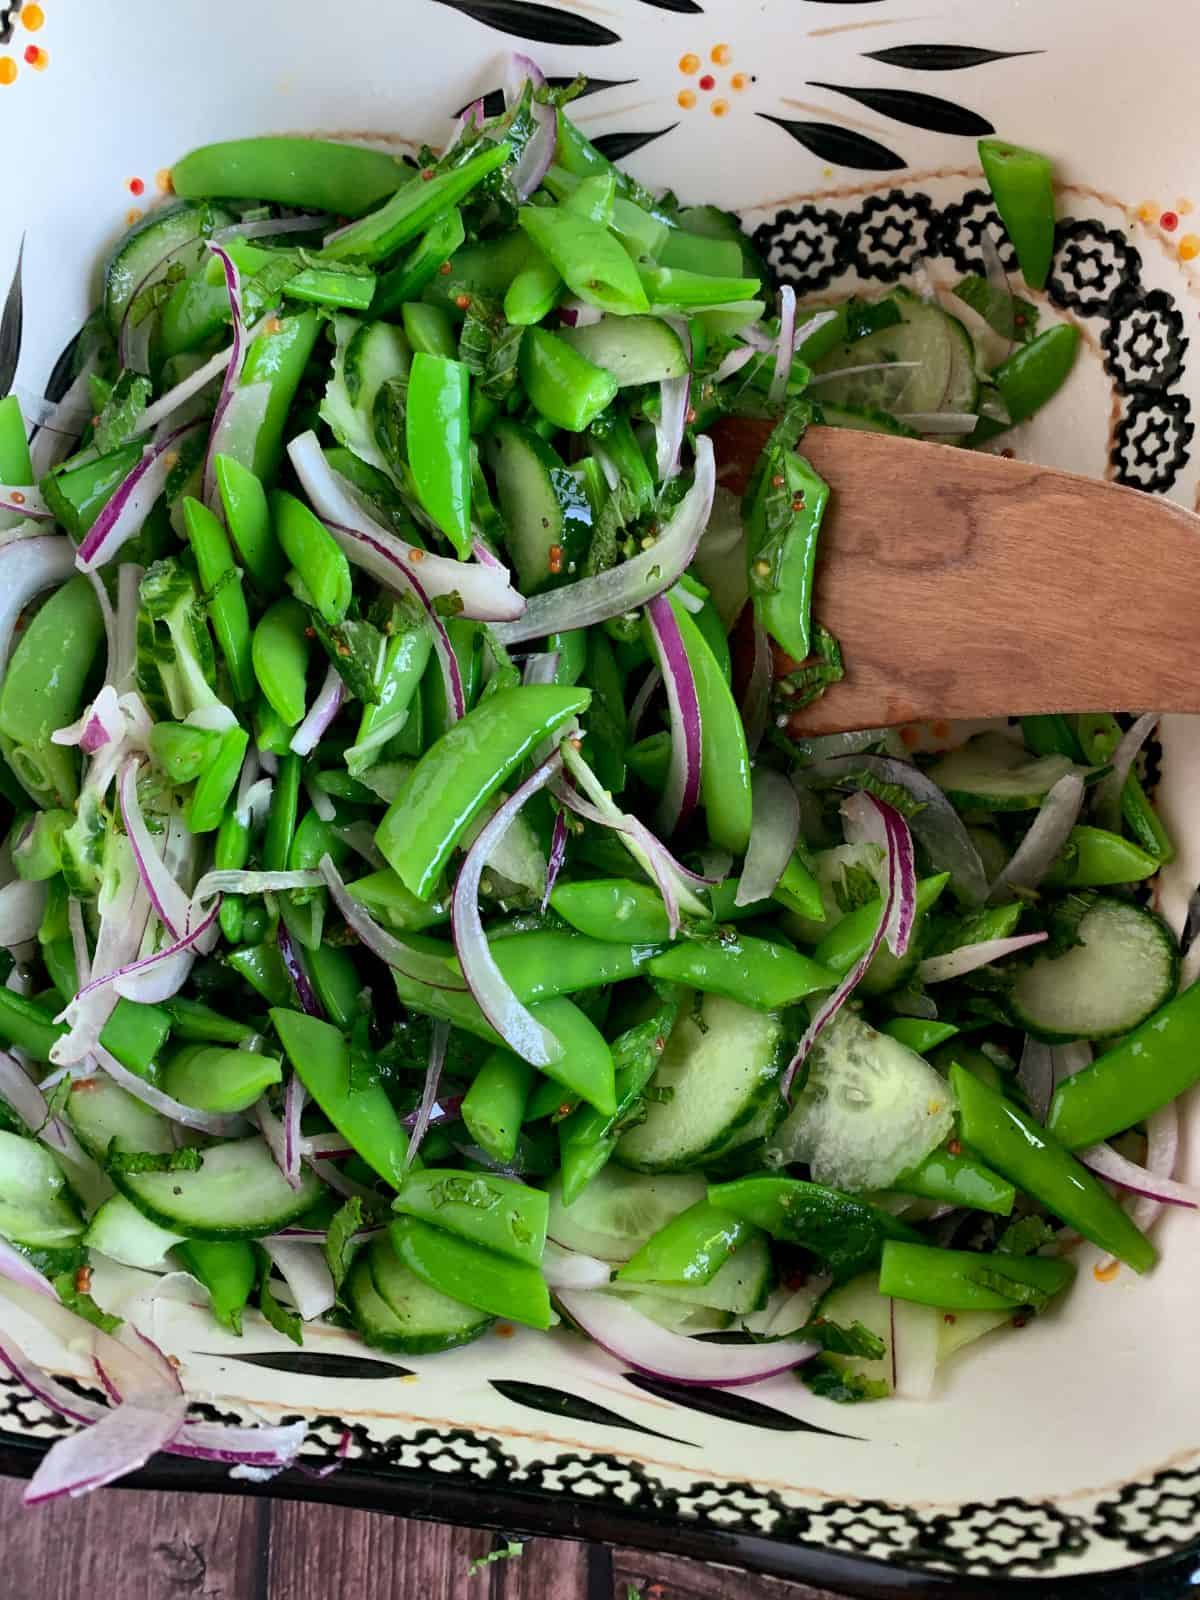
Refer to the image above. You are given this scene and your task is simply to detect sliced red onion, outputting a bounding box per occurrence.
[645,594,702,836]
[304,774,336,824]
[919,931,1048,984]
[736,768,800,905]
[791,308,839,355]
[134,333,247,439]
[308,1154,378,1203]
[979,224,1015,357]
[277,921,323,1019]
[451,98,485,149]
[337,820,386,871]
[93,1044,246,1135]
[1052,1040,1093,1084]
[0,1328,108,1427]
[559,298,603,329]
[798,753,989,906]
[742,614,772,757]
[495,435,715,646]
[235,774,273,835]
[1121,1104,1179,1252]
[781,794,915,1098]
[627,667,662,742]
[214,214,331,243]
[118,757,190,937]
[205,380,271,496]
[261,1240,336,1321]
[283,1073,307,1189]
[194,868,322,900]
[102,902,218,1004]
[298,1427,351,1480]
[0,483,50,519]
[0,535,76,672]
[113,565,144,691]
[694,487,747,631]
[76,421,202,572]
[256,1095,295,1190]
[655,317,692,483]
[894,412,978,435]
[0,1236,60,1304]
[768,285,797,407]
[406,1020,449,1168]
[27,365,96,475]
[53,684,123,753]
[1017,1035,1055,1124]
[320,854,468,991]
[1080,1132,1200,1209]
[711,344,758,385]
[0,878,46,947]
[171,1417,307,1467]
[809,361,920,387]
[288,432,523,622]
[0,1047,101,1192]
[988,772,1085,902]
[542,809,568,913]
[452,753,566,1065]
[1094,713,1159,835]
[557,1289,818,1387]
[200,245,248,510]
[542,1241,612,1290]
[401,1092,463,1132]
[504,52,557,200]
[24,1393,188,1505]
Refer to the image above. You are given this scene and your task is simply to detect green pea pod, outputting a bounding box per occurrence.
[347,868,450,932]
[550,877,768,944]
[650,934,834,1010]
[229,944,292,1007]
[12,809,70,881]
[254,694,297,756]
[215,807,251,945]
[272,491,352,626]
[879,1018,960,1056]
[214,455,287,593]
[406,353,472,556]
[163,1044,282,1115]
[616,1200,753,1287]
[389,1214,551,1329]
[562,171,616,225]
[977,138,1056,290]
[376,684,590,900]
[667,594,751,854]
[148,721,222,785]
[392,1168,547,1267]
[772,853,825,922]
[1077,713,1173,862]
[373,208,466,319]
[402,301,459,358]
[812,873,950,992]
[304,944,363,1032]
[548,629,589,688]
[639,264,761,310]
[1043,825,1160,888]
[462,930,660,1004]
[1021,714,1084,761]
[880,1241,1074,1312]
[252,597,311,726]
[272,1008,411,1186]
[1047,979,1200,1150]
[186,726,249,835]
[238,310,320,484]
[171,137,407,216]
[43,939,78,1004]
[263,753,302,872]
[746,451,828,666]
[707,1176,921,1283]
[991,324,1079,425]
[503,249,564,327]
[519,328,619,434]
[0,395,33,525]
[323,140,512,264]
[164,997,258,1045]
[421,617,481,746]
[40,443,142,540]
[0,989,169,1076]
[952,1064,1156,1273]
[173,1238,257,1334]
[0,575,104,807]
[460,1049,536,1165]
[518,205,647,317]
[892,1148,1015,1216]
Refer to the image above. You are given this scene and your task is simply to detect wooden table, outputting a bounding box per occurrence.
[0,1475,850,1599]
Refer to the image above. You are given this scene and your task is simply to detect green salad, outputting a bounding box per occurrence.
[0,55,1192,1502]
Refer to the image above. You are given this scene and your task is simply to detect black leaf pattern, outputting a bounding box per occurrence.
[456,78,636,120]
[864,45,1042,72]
[490,1379,695,1445]
[757,114,905,173]
[429,0,620,47]
[0,237,23,399]
[0,3,15,46]
[622,1373,864,1439]
[635,0,703,9]
[591,126,679,162]
[207,1350,414,1380]
[808,83,994,137]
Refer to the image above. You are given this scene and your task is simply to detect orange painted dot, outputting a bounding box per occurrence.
[9,491,25,506]
[27,44,46,68]
[678,52,700,75]
[730,72,749,91]
[127,177,145,197]
[1180,235,1200,262]
[155,167,174,195]
[1179,198,1194,216]
[125,207,144,226]
[711,43,732,65]
[20,3,44,27]
[1160,210,1179,232]
[1137,201,1158,224]
[0,57,16,85]
[698,72,715,91]
[1093,1260,1120,1283]
[676,89,697,109]
[710,98,729,117]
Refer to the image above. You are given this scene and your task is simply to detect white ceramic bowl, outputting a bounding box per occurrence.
[2,1,1199,1590]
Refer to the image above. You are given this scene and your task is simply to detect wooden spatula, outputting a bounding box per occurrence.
[712,420,1200,736]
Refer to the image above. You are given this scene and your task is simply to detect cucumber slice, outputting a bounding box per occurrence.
[938,1307,1011,1363]
[0,1132,83,1249]
[620,1233,773,1314]
[347,1254,423,1354]
[558,315,688,387]
[547,1167,705,1261]
[84,1193,184,1271]
[764,1010,955,1192]
[366,1235,494,1353]
[615,994,791,1173]
[610,1291,732,1334]
[66,1077,176,1160]
[812,289,978,415]
[113,1137,322,1239]
[104,202,232,336]
[345,320,411,409]
[319,314,407,477]
[780,843,883,945]
[811,402,919,438]
[1009,897,1179,1043]
[488,419,592,593]
[926,733,1085,812]
[810,1273,893,1394]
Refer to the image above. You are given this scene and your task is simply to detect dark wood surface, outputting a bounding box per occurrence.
[0,1475,850,1599]
[711,420,1200,733]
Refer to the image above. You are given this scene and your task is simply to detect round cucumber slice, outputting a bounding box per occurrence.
[547,1167,705,1261]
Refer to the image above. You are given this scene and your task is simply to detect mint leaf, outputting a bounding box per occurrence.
[996,1216,1056,1258]
[258,1263,303,1346]
[93,370,152,454]
[969,1265,1051,1314]
[802,1355,888,1403]
[54,1270,122,1335]
[800,1316,886,1361]
[107,1145,203,1175]
[953,273,1039,344]
[324,1197,364,1294]
[467,1540,524,1577]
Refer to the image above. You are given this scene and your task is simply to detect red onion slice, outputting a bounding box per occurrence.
[76,422,202,572]
[494,435,715,646]
[1093,713,1159,835]
[736,768,800,905]
[989,772,1085,901]
[319,854,468,991]
[979,224,1015,357]
[193,868,322,900]
[0,879,46,947]
[171,1417,307,1468]
[282,1073,307,1189]
[768,285,796,406]
[711,344,758,385]
[0,535,77,672]
[277,921,323,1019]
[627,667,662,742]
[1078,1128,1200,1209]
[559,298,603,329]
[118,757,190,937]
[406,1020,449,1168]
[256,1095,295,1190]
[919,931,1048,985]
[200,245,247,510]
[261,1240,336,1321]
[557,1289,818,1387]
[645,594,702,836]
[0,1328,108,1427]
[214,214,331,243]
[206,379,270,490]
[542,1241,612,1290]
[290,663,345,757]
[288,432,524,622]
[51,838,152,1066]
[0,483,50,519]
[504,52,558,200]
[452,752,566,1065]
[781,794,915,1098]
[24,1392,188,1505]
[1017,1035,1055,1124]
[655,317,692,483]
[542,809,568,913]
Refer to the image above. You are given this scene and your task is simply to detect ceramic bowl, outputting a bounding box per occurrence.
[2,0,1199,1591]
